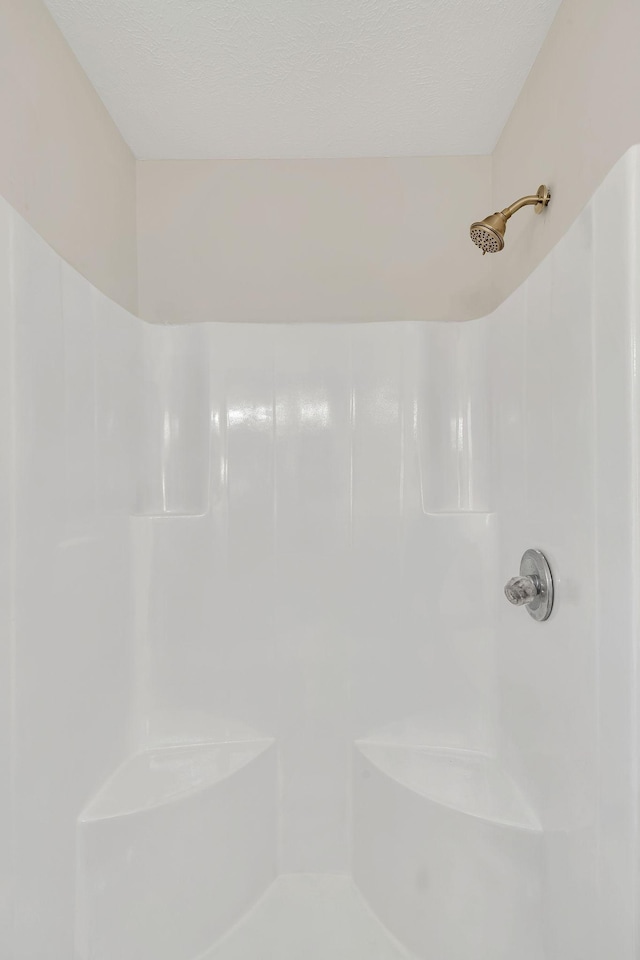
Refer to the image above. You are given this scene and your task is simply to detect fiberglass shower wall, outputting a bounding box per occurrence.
[0,199,495,960]
[1,146,640,960]
[138,315,495,844]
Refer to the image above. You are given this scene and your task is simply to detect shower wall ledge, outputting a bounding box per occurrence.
[76,739,277,960]
[354,741,540,831]
[79,739,275,821]
[353,743,544,960]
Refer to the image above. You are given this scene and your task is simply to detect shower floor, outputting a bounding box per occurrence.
[201,874,415,960]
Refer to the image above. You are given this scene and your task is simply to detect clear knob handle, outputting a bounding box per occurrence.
[504,575,539,606]
[505,550,554,621]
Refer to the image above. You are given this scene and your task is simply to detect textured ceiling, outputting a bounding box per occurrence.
[42,0,562,159]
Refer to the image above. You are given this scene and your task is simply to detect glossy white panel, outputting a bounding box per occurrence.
[143,323,278,745]
[419,320,491,513]
[93,286,142,516]
[274,324,352,874]
[399,512,497,753]
[11,213,73,959]
[349,322,404,737]
[7,212,136,959]
[0,197,13,959]
[492,203,597,828]
[62,262,97,528]
[139,323,210,517]
[483,148,640,960]
[590,149,640,960]
[143,515,223,743]
[220,323,277,736]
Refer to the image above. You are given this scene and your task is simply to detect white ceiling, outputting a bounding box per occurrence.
[42,0,562,160]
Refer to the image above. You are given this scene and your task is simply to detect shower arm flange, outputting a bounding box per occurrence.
[501,185,551,221]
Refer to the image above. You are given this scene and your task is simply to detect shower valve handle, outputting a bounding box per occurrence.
[504,549,554,622]
[504,575,539,606]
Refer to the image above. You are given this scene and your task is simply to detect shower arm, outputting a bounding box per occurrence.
[501,195,540,219]
[501,185,551,220]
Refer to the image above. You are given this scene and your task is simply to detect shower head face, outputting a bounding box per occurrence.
[470,213,506,254]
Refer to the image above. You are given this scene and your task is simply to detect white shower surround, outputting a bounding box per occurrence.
[0,146,639,959]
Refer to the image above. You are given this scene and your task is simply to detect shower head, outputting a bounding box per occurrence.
[470,213,507,254]
[470,184,551,254]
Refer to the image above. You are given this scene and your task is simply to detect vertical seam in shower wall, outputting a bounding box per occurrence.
[130,517,153,750]
[346,328,355,875]
[455,325,465,509]
[348,328,355,558]
[590,172,602,960]
[273,327,284,878]
[591,150,640,959]
[398,323,406,530]
[7,205,17,960]
[123,313,152,754]
[628,151,640,960]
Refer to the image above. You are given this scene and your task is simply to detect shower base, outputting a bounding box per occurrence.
[201,874,415,960]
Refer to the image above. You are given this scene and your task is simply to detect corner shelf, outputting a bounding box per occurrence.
[80,738,275,822]
[354,740,540,831]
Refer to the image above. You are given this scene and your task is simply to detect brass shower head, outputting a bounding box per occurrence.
[470,184,551,254]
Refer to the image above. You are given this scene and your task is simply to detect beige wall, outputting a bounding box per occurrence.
[137,0,640,324]
[489,0,640,308]
[0,0,137,313]
[4,0,640,323]
[136,157,492,324]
